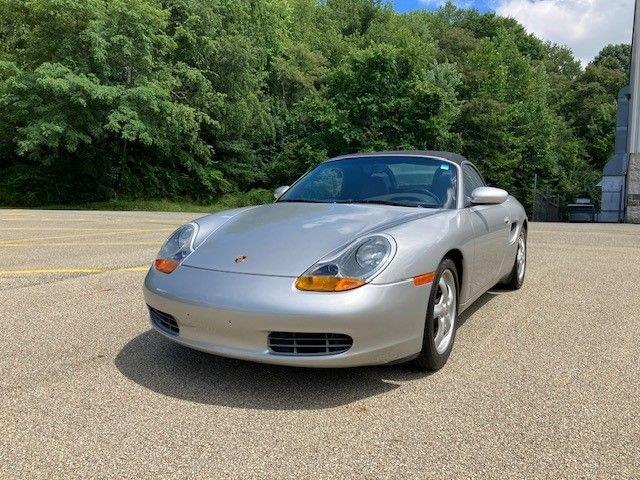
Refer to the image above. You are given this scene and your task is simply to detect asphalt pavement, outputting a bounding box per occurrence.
[1,209,639,479]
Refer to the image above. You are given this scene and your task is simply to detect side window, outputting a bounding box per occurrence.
[462,164,486,199]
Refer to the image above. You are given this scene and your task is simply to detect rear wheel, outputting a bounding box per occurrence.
[503,228,527,290]
[415,258,458,371]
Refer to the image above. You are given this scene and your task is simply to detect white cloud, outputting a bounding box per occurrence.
[496,0,634,64]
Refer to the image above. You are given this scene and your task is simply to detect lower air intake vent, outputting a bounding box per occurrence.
[268,332,353,356]
[149,306,179,336]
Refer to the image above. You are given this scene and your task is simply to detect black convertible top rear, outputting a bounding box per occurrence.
[328,150,468,165]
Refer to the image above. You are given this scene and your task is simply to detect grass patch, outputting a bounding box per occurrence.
[2,189,274,213]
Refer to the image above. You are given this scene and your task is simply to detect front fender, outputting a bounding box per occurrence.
[372,210,475,304]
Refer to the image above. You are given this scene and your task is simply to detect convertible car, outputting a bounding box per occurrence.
[144,151,527,370]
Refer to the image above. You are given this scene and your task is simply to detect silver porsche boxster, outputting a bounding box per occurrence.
[144,151,527,370]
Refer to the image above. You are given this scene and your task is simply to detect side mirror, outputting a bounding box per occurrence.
[470,187,508,205]
[273,185,290,200]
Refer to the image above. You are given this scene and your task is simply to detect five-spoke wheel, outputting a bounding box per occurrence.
[504,227,527,290]
[415,258,459,371]
[432,269,456,354]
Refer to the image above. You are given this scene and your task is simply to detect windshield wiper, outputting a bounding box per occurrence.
[334,199,421,208]
[280,198,440,208]
[278,199,328,204]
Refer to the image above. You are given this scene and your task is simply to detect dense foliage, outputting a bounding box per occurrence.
[0,0,630,209]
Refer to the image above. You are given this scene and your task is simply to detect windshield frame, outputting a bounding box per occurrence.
[277,154,463,210]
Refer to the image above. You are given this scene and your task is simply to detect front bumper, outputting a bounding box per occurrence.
[143,265,429,367]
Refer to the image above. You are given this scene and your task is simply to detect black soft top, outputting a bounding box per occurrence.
[327,150,468,165]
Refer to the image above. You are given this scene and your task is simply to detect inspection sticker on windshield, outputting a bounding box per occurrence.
[440,164,450,170]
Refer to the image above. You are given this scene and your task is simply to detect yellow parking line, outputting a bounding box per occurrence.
[0,226,176,231]
[0,217,92,221]
[0,266,149,276]
[0,227,148,231]
[0,217,160,223]
[0,228,172,246]
[1,242,159,247]
[0,217,181,227]
[0,215,182,221]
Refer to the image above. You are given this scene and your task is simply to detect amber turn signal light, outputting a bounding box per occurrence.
[295,276,365,292]
[154,258,180,274]
[413,271,436,286]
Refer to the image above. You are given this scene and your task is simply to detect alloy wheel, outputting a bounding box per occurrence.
[432,269,457,354]
[517,234,526,283]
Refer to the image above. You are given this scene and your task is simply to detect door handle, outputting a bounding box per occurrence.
[504,217,510,224]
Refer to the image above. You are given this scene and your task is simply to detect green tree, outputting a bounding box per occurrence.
[0,0,629,212]
[592,44,632,73]
[0,0,219,202]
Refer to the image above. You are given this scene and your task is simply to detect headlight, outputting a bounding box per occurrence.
[154,223,198,274]
[295,235,395,292]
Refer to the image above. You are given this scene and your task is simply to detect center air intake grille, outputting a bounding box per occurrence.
[268,332,353,356]
[149,306,179,336]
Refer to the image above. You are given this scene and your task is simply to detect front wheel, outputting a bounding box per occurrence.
[503,227,527,290]
[415,258,458,371]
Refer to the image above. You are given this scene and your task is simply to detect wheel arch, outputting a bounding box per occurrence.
[443,248,463,296]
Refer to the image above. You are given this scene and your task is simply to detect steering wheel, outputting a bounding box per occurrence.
[394,189,441,205]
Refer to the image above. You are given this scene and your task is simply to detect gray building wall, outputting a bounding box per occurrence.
[626,0,640,223]
[599,87,629,222]
[628,156,640,222]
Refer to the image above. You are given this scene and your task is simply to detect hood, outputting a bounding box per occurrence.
[183,202,440,276]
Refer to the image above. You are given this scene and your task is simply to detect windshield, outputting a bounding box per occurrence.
[279,156,457,209]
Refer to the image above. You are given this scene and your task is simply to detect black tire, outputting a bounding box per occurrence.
[414,258,459,371]
[503,227,527,290]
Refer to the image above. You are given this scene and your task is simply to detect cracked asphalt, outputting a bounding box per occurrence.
[1,209,639,479]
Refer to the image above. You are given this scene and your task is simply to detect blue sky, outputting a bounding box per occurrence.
[392,0,492,13]
[389,0,634,64]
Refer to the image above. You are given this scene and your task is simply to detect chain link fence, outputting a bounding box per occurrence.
[530,174,561,221]
[532,188,561,222]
